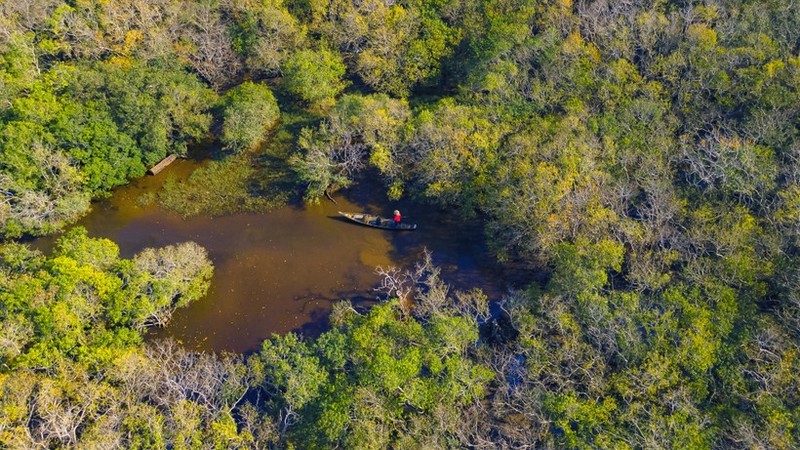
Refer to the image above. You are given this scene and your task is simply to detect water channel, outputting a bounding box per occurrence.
[34,158,523,353]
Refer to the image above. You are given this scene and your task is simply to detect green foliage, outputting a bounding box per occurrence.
[549,239,624,297]
[288,126,353,202]
[220,81,280,152]
[2,0,800,448]
[6,74,145,194]
[0,228,212,371]
[483,115,618,261]
[354,7,456,96]
[0,122,91,237]
[409,98,505,207]
[266,298,492,448]
[542,393,619,449]
[82,61,215,164]
[282,48,346,106]
[260,332,328,410]
[229,0,306,75]
[0,57,214,236]
[290,93,412,201]
[309,0,459,96]
[465,0,536,64]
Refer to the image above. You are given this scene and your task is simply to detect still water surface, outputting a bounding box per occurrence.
[35,159,519,353]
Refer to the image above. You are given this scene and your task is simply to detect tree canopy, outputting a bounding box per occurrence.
[2,0,800,448]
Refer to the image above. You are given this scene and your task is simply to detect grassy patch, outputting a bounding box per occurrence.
[158,154,290,217]
[135,191,157,208]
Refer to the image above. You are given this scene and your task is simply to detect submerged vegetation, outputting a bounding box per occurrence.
[158,155,289,217]
[2,0,800,448]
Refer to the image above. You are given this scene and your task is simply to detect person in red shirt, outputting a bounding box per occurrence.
[393,210,402,227]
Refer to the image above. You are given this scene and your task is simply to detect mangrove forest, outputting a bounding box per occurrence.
[1,0,800,448]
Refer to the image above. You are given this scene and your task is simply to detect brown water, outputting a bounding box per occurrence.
[34,159,520,353]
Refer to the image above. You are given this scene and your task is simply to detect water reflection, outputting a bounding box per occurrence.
[33,160,523,353]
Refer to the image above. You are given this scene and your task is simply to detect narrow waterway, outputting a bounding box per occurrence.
[34,159,522,353]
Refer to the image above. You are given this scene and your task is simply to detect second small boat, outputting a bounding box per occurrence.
[338,211,417,230]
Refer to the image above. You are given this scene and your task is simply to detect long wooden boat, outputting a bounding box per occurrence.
[338,211,417,230]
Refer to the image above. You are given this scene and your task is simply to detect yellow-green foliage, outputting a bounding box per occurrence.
[3,0,800,448]
[0,228,213,370]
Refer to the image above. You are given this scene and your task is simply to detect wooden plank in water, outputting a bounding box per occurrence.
[147,154,178,175]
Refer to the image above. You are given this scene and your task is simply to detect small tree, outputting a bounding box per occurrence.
[281,48,347,107]
[221,81,280,152]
